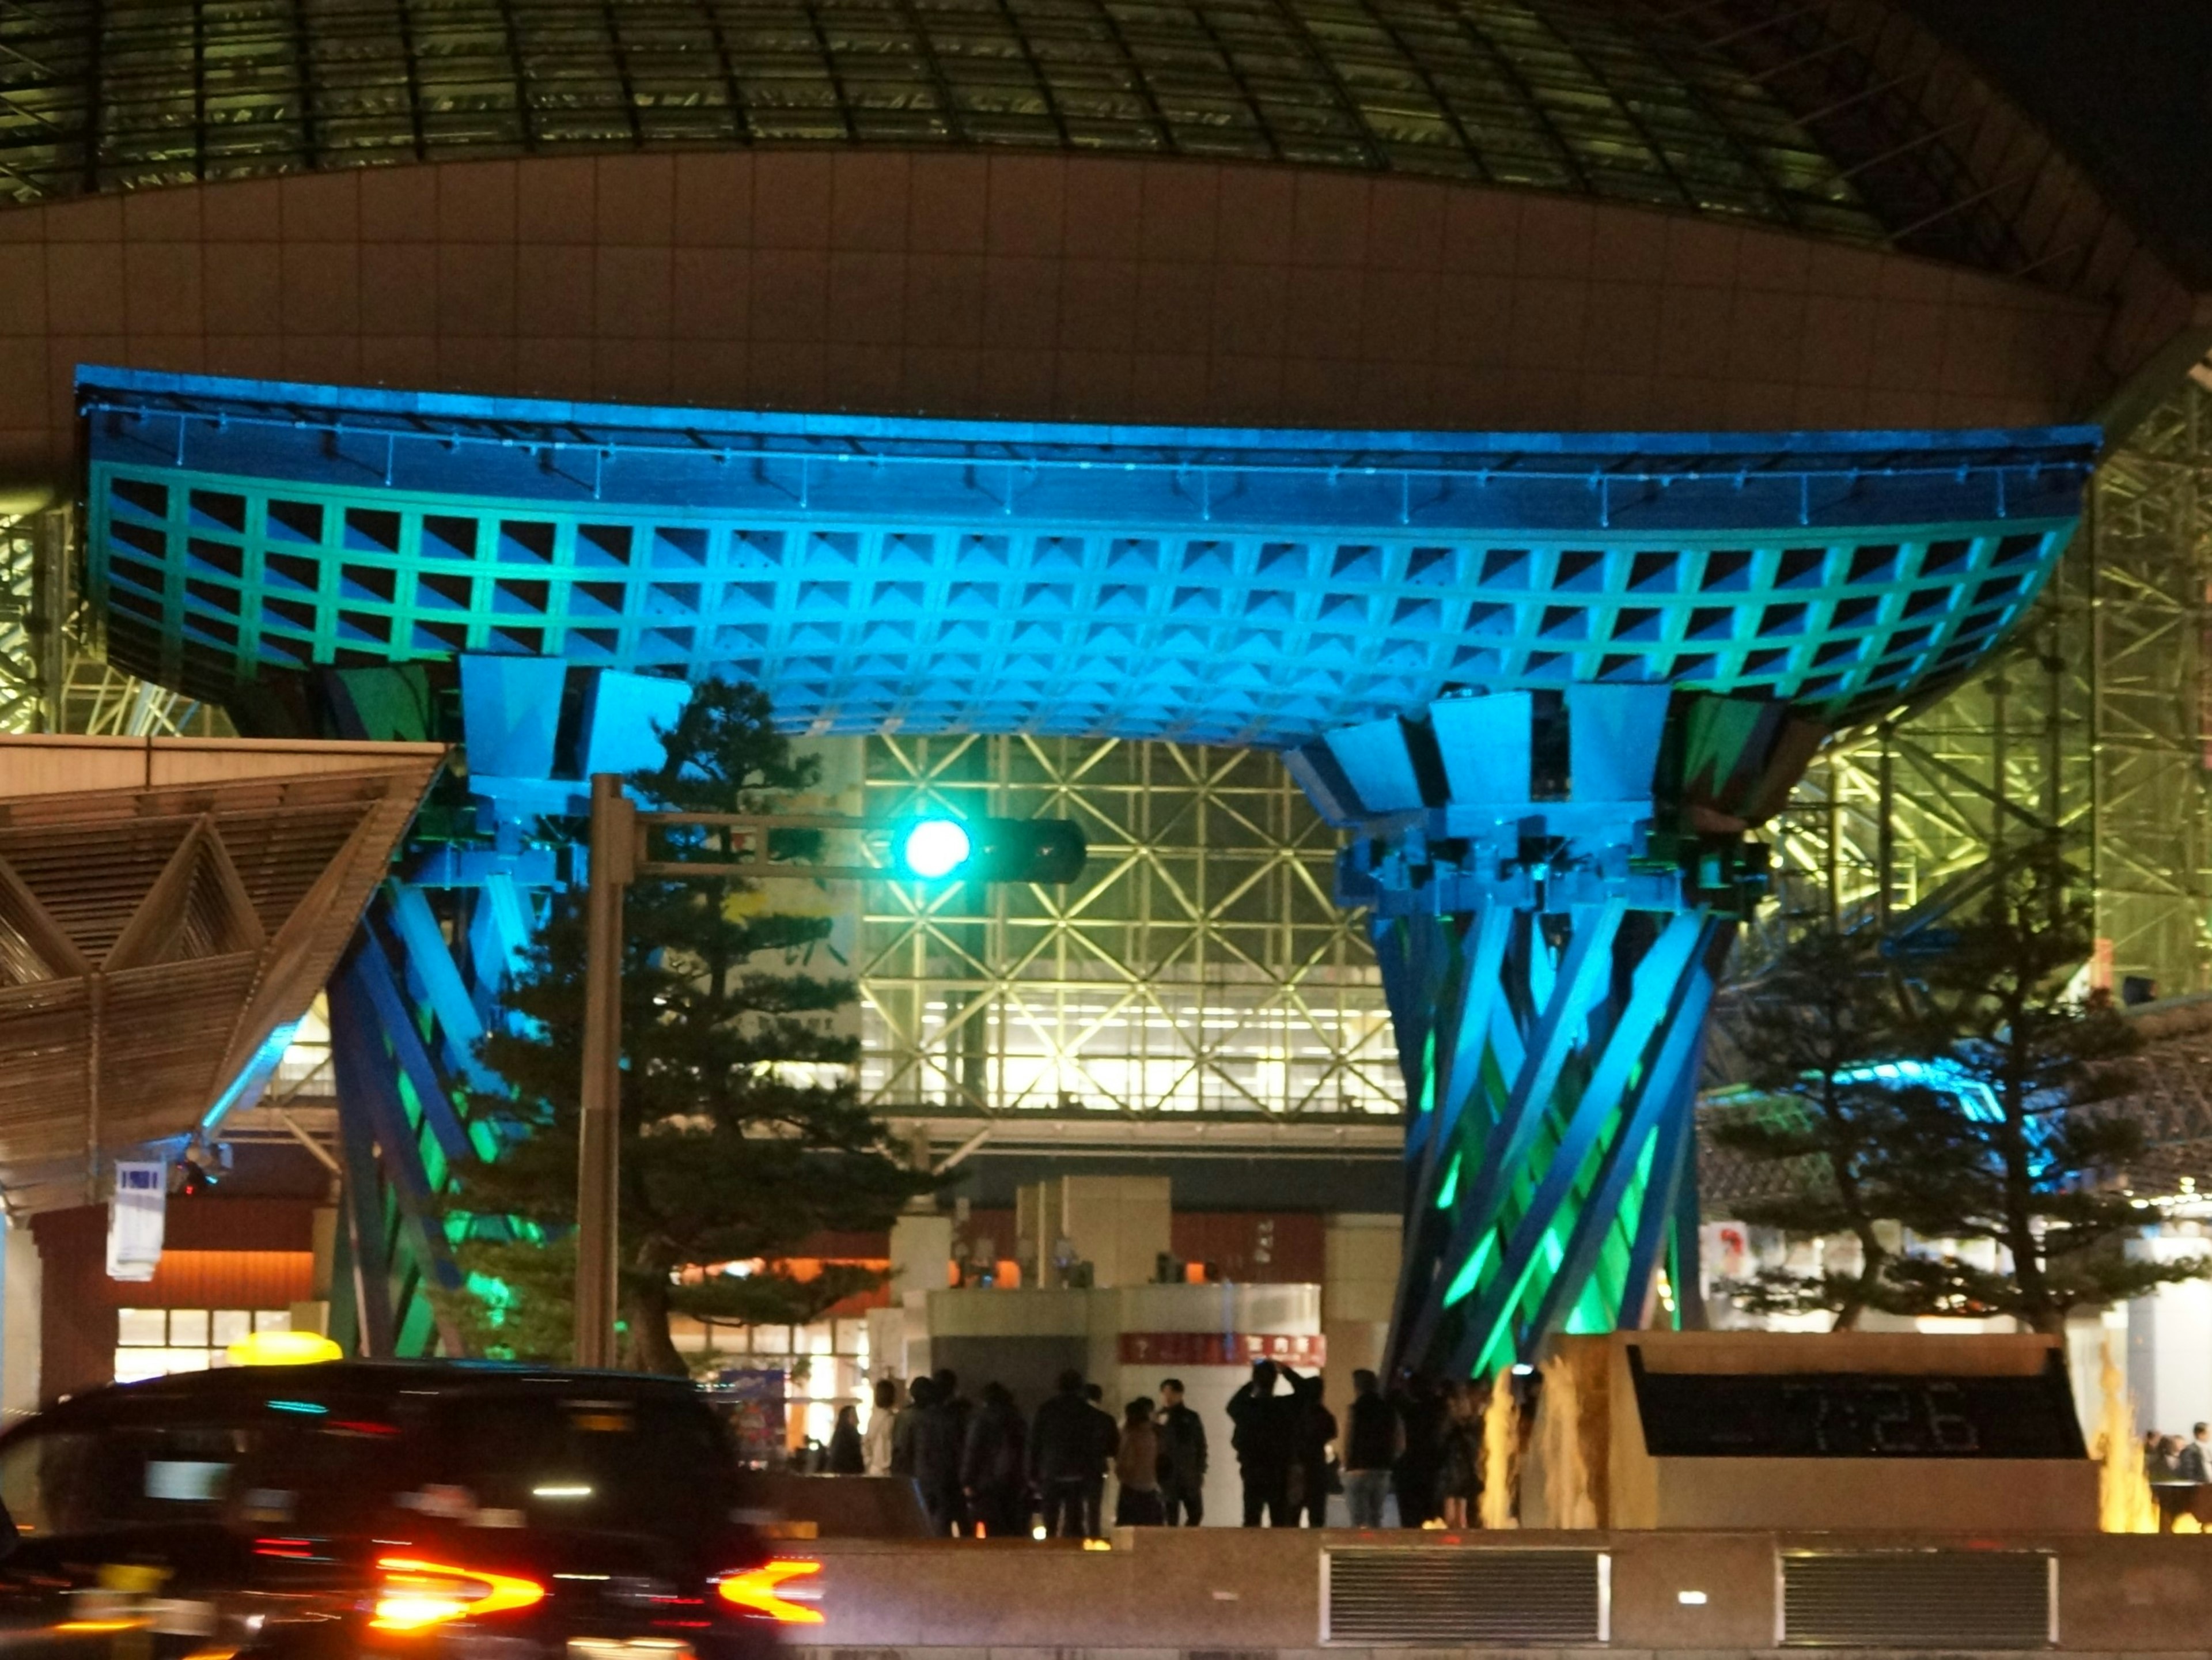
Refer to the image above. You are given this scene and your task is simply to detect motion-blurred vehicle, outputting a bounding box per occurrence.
[0,1361,821,1660]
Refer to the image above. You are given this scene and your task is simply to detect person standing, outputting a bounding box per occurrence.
[933,1370,975,1533]
[1342,1369,1397,1528]
[1392,1372,1446,1529]
[1082,1382,1121,1537]
[1438,1380,1483,1529]
[1029,1369,1096,1538]
[827,1404,866,1474]
[914,1373,969,1536]
[1155,1377,1209,1526]
[1287,1368,1338,1527]
[1227,1359,1296,1526]
[1115,1397,1166,1526]
[863,1377,899,1476]
[890,1374,934,1479]
[2179,1422,2212,1483]
[962,1381,1029,1537]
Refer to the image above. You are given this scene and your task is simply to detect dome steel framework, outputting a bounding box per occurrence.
[0,0,2067,281]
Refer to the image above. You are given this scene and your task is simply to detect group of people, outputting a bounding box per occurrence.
[819,1360,1513,1535]
[1234,1363,1498,1530]
[824,1367,1209,1537]
[2143,1421,2212,1482]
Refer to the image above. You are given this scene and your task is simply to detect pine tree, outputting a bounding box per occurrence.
[1873,843,2203,1332]
[444,679,938,1371]
[1706,927,1919,1327]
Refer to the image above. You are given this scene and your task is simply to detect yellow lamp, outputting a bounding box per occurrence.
[226,1330,342,1367]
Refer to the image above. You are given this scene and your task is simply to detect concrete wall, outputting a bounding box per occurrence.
[789,1528,2212,1655]
[0,150,2149,495]
[2128,1230,2212,1437]
[1320,1212,1397,1411]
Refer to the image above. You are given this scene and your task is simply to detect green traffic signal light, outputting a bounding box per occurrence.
[895,818,974,879]
[889,815,1086,885]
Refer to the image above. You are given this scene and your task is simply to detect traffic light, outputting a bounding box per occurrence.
[890,815,1087,884]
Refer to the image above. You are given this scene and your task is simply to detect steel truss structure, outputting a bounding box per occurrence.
[0,0,2040,271]
[1752,386,2212,1000]
[857,731,1399,1118]
[0,509,225,742]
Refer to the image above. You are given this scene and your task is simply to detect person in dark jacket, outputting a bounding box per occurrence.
[1392,1372,1446,1529]
[914,1372,970,1536]
[1029,1369,1097,1537]
[826,1404,866,1474]
[1342,1368,1398,1527]
[1154,1377,1209,1526]
[934,1369,976,1533]
[962,1381,1029,1537]
[890,1374,935,1479]
[1288,1368,1337,1527]
[1081,1381,1121,1537]
[1226,1359,1297,1526]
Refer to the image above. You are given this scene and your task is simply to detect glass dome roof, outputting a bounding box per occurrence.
[0,0,2031,270]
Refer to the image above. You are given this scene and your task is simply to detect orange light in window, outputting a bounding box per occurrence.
[715,1561,823,1625]
[369,1558,546,1632]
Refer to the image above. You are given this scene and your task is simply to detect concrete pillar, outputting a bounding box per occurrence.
[1323,1212,1400,1406]
[891,1212,953,1379]
[1060,1175,1171,1287]
[2,1214,40,1421]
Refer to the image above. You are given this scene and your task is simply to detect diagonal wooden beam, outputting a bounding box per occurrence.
[200,823,269,954]
[101,816,211,972]
[206,800,385,1105]
[0,846,91,980]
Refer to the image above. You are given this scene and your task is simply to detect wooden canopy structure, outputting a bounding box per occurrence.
[0,735,443,1214]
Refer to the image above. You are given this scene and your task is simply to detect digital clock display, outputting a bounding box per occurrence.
[1628,1348,2087,1458]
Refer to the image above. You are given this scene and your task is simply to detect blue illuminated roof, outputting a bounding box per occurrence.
[82,369,2097,747]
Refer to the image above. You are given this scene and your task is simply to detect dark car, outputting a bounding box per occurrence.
[0,1360,815,1660]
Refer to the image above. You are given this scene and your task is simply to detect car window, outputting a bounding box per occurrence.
[0,1421,250,1537]
[421,1393,736,1537]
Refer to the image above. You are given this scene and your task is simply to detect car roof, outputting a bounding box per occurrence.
[12,1360,704,1435]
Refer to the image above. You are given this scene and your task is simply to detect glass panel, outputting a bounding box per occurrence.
[168,1310,211,1346]
[116,1309,166,1347]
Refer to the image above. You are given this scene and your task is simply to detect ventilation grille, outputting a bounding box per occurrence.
[1323,1548,1607,1646]
[1782,1552,2053,1648]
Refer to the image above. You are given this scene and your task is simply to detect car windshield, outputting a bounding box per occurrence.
[0,1384,734,1542]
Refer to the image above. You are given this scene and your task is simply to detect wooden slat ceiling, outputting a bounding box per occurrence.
[0,737,444,1215]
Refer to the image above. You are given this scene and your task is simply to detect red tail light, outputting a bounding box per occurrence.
[369,1557,547,1632]
[715,1561,823,1625]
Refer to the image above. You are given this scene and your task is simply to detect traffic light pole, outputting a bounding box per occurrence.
[574,772,633,1370]
[571,776,1082,1368]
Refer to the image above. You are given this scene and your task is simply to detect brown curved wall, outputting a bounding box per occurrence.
[0,149,2142,485]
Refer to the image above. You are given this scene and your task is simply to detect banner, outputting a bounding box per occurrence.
[1117,1331,1325,1366]
[107,1161,166,1282]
